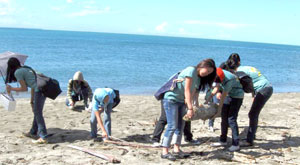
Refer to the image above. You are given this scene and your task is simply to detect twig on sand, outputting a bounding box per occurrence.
[109,136,127,142]
[68,145,121,163]
[136,120,156,127]
[104,139,160,149]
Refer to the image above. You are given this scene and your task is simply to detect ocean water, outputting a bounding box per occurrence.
[1,27,300,95]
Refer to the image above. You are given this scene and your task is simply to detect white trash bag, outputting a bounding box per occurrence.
[0,93,16,111]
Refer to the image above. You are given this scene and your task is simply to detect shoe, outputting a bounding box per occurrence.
[32,138,48,144]
[240,141,253,147]
[22,132,37,139]
[172,150,190,159]
[208,126,214,132]
[68,105,74,110]
[152,142,161,147]
[185,139,201,145]
[228,145,240,152]
[210,141,227,147]
[85,107,91,112]
[161,153,176,161]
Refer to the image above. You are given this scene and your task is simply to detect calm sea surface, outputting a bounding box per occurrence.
[1,28,300,96]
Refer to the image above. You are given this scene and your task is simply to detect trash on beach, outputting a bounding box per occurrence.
[183,103,219,121]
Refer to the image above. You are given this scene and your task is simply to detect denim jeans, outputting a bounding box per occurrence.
[66,87,89,108]
[161,99,186,148]
[247,85,273,143]
[90,103,113,138]
[220,97,243,146]
[30,91,47,139]
[152,101,193,142]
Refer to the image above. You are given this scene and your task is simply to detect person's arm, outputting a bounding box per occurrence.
[67,80,74,105]
[94,108,108,138]
[84,81,93,101]
[30,88,34,110]
[6,80,28,94]
[205,84,220,103]
[212,91,228,119]
[193,90,200,107]
[184,77,194,118]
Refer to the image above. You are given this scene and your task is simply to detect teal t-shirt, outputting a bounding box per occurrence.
[222,70,244,98]
[14,68,38,92]
[164,66,200,103]
[92,88,116,111]
[237,66,270,92]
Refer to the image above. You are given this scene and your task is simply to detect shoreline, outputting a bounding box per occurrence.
[1,93,300,164]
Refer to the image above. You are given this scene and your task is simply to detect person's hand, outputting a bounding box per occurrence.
[216,92,222,100]
[70,102,74,106]
[186,109,194,119]
[6,85,12,94]
[102,131,108,140]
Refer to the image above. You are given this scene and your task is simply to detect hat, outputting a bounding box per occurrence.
[216,68,225,82]
[73,71,84,81]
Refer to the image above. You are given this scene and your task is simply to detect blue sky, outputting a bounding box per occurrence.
[1,0,300,46]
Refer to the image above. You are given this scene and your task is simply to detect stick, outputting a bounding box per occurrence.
[109,136,127,142]
[68,145,121,163]
[105,140,160,149]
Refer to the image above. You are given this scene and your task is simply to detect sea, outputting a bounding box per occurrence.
[1,27,300,96]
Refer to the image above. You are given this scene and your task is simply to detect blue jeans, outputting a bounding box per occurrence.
[90,103,113,138]
[161,99,186,148]
[220,97,243,146]
[247,85,273,143]
[30,91,47,139]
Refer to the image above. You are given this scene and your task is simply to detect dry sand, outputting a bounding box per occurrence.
[1,93,300,164]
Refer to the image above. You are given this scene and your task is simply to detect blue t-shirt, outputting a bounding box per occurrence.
[14,67,38,92]
[237,66,271,92]
[222,70,244,98]
[92,88,116,111]
[164,66,200,103]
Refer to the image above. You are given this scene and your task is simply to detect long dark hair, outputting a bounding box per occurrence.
[5,57,21,83]
[226,53,240,70]
[196,58,216,91]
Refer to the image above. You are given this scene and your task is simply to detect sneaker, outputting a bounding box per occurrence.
[152,142,161,147]
[210,141,227,147]
[32,138,48,144]
[185,139,201,145]
[208,126,214,132]
[161,153,176,161]
[228,145,240,152]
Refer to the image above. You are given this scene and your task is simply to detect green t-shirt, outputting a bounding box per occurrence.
[222,70,244,98]
[14,67,38,92]
[237,66,270,92]
[164,66,200,103]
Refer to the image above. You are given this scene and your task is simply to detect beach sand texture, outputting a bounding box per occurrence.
[1,93,300,164]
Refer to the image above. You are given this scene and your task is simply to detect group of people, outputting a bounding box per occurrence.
[5,58,119,144]
[5,53,273,161]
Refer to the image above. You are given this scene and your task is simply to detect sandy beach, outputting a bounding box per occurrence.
[1,93,300,164]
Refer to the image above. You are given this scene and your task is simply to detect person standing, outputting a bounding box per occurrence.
[5,57,48,144]
[161,59,216,161]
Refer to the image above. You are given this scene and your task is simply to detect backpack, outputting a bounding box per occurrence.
[112,89,120,109]
[154,72,181,100]
[235,71,254,93]
[23,66,62,100]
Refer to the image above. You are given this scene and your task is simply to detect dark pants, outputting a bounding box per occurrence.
[220,98,243,146]
[247,86,273,144]
[66,87,89,108]
[30,91,47,139]
[152,101,193,143]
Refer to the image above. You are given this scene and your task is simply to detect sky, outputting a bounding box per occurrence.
[1,0,300,46]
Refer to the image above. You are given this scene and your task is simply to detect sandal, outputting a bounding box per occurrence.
[161,153,176,161]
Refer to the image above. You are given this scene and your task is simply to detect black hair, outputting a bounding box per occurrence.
[196,58,217,91]
[226,53,241,70]
[5,57,21,83]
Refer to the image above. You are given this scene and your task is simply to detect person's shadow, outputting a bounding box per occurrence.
[46,128,91,144]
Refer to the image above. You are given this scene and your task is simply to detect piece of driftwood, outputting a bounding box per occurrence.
[68,145,121,163]
[183,103,220,121]
[215,151,256,163]
[109,136,127,142]
[105,140,160,149]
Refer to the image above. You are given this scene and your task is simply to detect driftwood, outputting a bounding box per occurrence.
[68,145,121,163]
[104,140,160,149]
[215,151,256,163]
